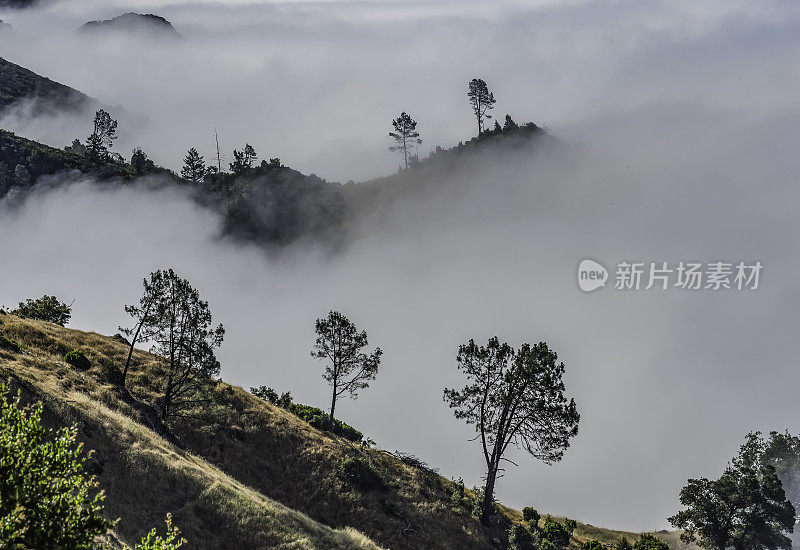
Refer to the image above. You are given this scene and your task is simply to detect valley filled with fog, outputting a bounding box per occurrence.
[2,0,800,532]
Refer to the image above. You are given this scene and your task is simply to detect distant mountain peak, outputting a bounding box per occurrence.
[80,12,181,38]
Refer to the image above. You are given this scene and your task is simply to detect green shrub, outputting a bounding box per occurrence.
[100,362,124,385]
[339,456,383,490]
[632,534,669,550]
[522,507,540,527]
[616,537,632,550]
[542,520,571,548]
[135,513,187,549]
[450,477,466,507]
[11,295,71,326]
[64,350,90,370]
[0,383,112,547]
[540,539,559,550]
[564,518,577,535]
[289,403,363,442]
[584,541,608,550]
[0,335,20,353]
[508,524,537,550]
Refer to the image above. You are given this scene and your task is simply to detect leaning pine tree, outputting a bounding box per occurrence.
[311,310,382,431]
[444,338,579,524]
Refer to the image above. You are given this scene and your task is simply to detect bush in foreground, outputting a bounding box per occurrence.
[0,335,20,353]
[0,382,112,548]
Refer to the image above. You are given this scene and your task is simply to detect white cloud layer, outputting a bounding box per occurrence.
[2,0,800,532]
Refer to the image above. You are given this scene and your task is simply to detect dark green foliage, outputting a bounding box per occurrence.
[522,507,540,527]
[584,540,608,550]
[65,350,91,371]
[219,165,345,247]
[288,403,363,442]
[631,534,669,550]
[0,57,92,114]
[180,147,206,183]
[564,518,577,535]
[443,338,579,524]
[131,147,156,176]
[508,524,537,550]
[250,385,293,408]
[250,385,279,404]
[0,383,113,548]
[85,109,118,163]
[540,539,559,550]
[339,456,382,490]
[541,519,571,548]
[229,144,257,175]
[450,477,466,508]
[11,295,71,326]
[393,451,437,474]
[669,432,795,550]
[616,536,633,550]
[0,335,20,353]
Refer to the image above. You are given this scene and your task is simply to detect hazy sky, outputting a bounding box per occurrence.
[2,0,800,533]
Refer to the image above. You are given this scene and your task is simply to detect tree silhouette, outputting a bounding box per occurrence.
[389,112,422,170]
[670,432,796,550]
[444,338,579,524]
[181,147,207,183]
[230,144,257,175]
[311,311,382,430]
[467,78,496,135]
[85,109,117,162]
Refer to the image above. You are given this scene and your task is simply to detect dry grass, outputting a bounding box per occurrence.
[0,313,691,549]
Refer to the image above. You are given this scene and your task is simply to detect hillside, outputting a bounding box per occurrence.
[0,313,685,549]
[80,13,181,39]
[0,57,94,115]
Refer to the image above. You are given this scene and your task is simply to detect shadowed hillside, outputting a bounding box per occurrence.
[0,57,94,115]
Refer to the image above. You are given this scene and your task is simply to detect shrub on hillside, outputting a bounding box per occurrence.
[0,383,112,547]
[584,540,608,550]
[632,534,668,550]
[135,513,187,550]
[11,295,71,326]
[339,456,383,491]
[289,403,363,442]
[522,507,540,527]
[508,524,537,550]
[616,537,633,550]
[65,350,90,370]
[541,519,571,548]
[0,335,20,353]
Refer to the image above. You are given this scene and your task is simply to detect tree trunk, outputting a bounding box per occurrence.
[481,463,499,524]
[329,391,337,432]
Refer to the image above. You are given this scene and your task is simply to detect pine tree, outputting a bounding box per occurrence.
[467,78,496,135]
[388,112,422,170]
[85,109,118,162]
[181,147,207,183]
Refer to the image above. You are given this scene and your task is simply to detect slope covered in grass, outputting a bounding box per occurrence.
[0,313,686,549]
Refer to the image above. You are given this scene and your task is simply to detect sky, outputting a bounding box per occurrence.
[2,0,800,533]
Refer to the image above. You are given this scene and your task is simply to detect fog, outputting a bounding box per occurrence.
[2,0,800,533]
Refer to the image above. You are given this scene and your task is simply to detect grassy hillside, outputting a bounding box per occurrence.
[0,313,687,549]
